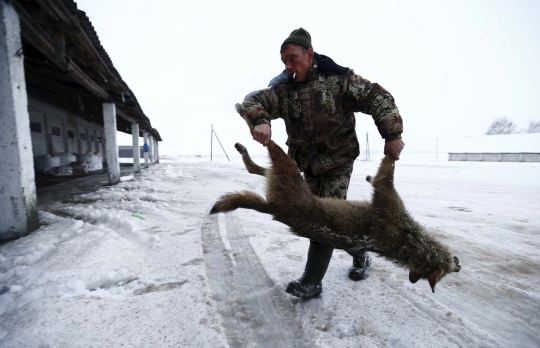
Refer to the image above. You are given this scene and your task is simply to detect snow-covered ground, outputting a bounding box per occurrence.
[1,151,539,347]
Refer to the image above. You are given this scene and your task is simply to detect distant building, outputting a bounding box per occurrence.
[119,146,144,158]
[449,153,540,162]
[447,134,540,162]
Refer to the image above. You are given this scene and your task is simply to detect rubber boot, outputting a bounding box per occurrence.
[348,249,372,281]
[286,241,334,299]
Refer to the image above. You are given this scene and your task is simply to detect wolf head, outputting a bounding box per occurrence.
[409,256,461,293]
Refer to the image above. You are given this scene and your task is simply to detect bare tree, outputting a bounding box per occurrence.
[486,117,517,135]
[523,121,540,133]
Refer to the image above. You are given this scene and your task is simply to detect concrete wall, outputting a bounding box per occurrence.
[28,98,105,158]
[449,153,540,162]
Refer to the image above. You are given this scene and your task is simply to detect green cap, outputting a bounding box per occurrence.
[281,28,312,49]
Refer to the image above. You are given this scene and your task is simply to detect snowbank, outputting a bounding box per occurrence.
[34,154,60,174]
[56,152,78,166]
[80,152,103,172]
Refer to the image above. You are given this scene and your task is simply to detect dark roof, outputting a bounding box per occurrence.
[14,0,162,141]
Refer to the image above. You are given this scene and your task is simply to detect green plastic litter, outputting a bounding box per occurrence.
[131,213,145,220]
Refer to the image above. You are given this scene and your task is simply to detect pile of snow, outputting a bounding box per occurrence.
[34,154,60,174]
[80,152,103,172]
[56,152,78,166]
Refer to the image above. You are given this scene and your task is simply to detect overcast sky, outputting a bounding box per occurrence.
[76,0,540,156]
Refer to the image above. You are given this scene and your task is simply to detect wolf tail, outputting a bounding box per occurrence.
[210,191,269,214]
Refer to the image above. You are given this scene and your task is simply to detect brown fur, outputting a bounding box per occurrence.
[235,143,267,176]
[210,140,461,293]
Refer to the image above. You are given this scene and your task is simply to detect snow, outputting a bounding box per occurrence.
[80,152,104,172]
[1,150,539,347]
[34,154,61,174]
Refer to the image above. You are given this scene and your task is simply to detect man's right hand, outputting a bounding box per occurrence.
[253,124,271,146]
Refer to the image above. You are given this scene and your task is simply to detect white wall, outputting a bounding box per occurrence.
[27,98,106,158]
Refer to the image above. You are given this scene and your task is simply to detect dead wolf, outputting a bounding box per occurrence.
[210,139,461,293]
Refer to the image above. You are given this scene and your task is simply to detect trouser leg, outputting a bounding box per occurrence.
[286,241,334,299]
[347,248,372,281]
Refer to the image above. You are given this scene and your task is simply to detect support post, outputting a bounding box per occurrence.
[143,131,149,168]
[154,139,159,163]
[61,119,68,152]
[43,113,52,154]
[75,121,82,156]
[0,1,39,240]
[131,123,141,173]
[148,134,154,164]
[102,103,120,185]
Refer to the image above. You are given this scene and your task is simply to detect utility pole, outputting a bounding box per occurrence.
[210,125,230,161]
[365,132,370,162]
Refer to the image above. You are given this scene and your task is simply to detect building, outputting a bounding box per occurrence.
[119,146,144,159]
[1,0,161,240]
[446,134,540,162]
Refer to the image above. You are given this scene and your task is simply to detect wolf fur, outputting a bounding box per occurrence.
[211,104,461,293]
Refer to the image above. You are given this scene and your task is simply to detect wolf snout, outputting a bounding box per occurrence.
[453,256,461,272]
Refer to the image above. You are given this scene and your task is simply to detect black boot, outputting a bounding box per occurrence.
[348,249,372,281]
[286,241,334,299]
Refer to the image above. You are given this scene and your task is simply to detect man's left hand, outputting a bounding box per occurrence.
[384,139,405,160]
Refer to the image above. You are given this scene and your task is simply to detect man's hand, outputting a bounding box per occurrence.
[253,124,271,146]
[384,139,405,160]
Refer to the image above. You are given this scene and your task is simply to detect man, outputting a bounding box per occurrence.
[241,28,404,299]
[143,142,150,168]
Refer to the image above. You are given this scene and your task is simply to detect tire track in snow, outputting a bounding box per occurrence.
[201,210,314,348]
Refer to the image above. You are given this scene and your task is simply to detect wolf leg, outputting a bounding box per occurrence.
[371,155,405,213]
[371,155,396,188]
[234,143,267,176]
[265,141,307,199]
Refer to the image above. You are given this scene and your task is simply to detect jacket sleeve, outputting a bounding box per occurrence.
[241,88,280,127]
[342,70,403,141]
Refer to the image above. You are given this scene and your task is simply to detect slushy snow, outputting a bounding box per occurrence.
[0,149,539,347]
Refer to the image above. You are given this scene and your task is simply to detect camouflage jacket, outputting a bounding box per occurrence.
[242,53,403,176]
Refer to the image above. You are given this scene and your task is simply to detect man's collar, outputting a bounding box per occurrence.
[306,56,319,82]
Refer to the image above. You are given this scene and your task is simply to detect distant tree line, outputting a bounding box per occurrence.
[486,117,540,135]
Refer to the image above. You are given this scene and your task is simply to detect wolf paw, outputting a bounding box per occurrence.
[234,143,248,156]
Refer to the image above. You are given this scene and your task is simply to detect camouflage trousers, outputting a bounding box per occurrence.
[304,160,354,199]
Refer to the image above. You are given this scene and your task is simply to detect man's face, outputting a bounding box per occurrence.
[280,45,314,83]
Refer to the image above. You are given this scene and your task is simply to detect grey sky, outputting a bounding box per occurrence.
[76,0,540,156]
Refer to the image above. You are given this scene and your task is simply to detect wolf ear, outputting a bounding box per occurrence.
[453,256,461,272]
[409,271,421,284]
[427,273,439,293]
